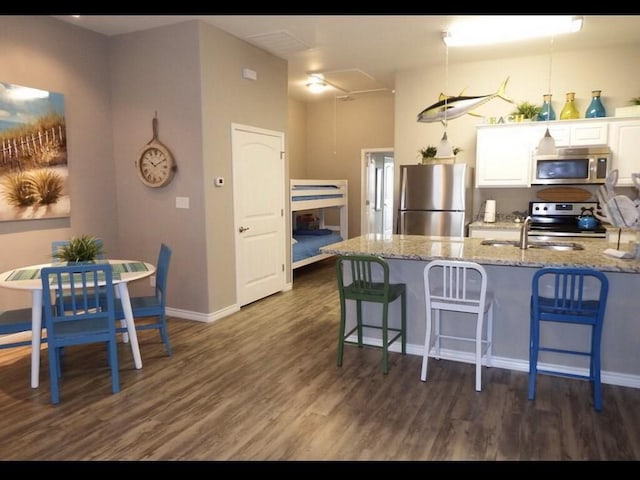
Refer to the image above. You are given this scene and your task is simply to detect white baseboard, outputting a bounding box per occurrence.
[346,334,640,389]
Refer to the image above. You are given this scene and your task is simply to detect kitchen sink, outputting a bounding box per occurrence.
[480,240,520,247]
[528,241,584,251]
[480,239,584,251]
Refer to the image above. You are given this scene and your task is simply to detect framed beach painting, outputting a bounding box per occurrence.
[0,81,69,221]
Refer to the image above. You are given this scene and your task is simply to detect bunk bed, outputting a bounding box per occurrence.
[291,179,348,270]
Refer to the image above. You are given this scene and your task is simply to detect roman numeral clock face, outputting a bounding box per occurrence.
[135,116,177,188]
[140,147,171,186]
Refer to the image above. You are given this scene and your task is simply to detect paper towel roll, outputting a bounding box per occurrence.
[484,200,496,223]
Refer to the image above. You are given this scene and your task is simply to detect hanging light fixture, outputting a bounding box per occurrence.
[443,16,583,47]
[537,36,558,156]
[435,41,453,159]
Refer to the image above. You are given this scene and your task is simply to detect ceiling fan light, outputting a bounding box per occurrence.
[306,74,328,94]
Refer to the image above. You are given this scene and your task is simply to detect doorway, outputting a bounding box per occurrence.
[361,148,394,236]
[231,123,286,307]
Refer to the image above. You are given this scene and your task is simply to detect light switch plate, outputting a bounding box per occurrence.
[176,196,190,209]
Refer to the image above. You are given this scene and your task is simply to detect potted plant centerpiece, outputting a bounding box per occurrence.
[51,235,104,263]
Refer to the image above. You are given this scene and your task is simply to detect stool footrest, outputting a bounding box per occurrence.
[536,368,593,382]
[538,346,591,357]
[343,325,403,348]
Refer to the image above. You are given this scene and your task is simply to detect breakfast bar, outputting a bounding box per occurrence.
[321,234,640,388]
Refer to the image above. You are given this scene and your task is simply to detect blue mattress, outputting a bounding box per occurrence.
[293,232,343,263]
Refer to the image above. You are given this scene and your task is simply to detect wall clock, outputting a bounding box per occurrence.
[135,114,177,188]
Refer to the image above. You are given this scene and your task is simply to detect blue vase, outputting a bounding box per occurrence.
[537,94,556,121]
[585,90,606,118]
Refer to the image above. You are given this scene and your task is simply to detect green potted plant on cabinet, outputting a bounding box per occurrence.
[511,101,541,121]
[419,145,462,163]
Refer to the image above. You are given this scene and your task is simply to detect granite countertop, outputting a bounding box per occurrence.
[468,220,637,236]
[320,234,640,273]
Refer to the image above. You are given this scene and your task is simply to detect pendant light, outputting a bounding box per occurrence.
[435,42,453,158]
[537,36,558,156]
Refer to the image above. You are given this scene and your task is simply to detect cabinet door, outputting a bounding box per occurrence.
[570,122,608,145]
[476,126,535,187]
[609,120,640,186]
[544,121,607,146]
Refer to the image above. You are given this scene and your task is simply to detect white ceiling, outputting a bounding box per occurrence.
[51,15,640,102]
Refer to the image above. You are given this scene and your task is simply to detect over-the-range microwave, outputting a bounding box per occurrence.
[532,145,611,185]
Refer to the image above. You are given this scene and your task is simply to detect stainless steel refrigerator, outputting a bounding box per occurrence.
[397,163,473,237]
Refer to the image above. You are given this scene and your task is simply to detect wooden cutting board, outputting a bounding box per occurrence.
[536,186,592,202]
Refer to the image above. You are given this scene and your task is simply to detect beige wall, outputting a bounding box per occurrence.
[198,22,288,310]
[0,16,117,310]
[0,17,288,319]
[110,20,288,315]
[2,16,638,317]
[109,21,207,310]
[395,44,640,219]
[305,92,395,237]
[288,98,308,179]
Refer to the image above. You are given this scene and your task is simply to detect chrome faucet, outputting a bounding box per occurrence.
[520,216,532,250]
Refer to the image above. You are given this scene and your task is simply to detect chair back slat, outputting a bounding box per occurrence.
[337,254,389,297]
[428,260,487,309]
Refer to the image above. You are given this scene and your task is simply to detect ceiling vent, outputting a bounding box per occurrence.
[245,30,311,57]
[311,68,390,96]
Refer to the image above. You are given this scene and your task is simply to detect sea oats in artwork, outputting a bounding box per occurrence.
[0,81,69,221]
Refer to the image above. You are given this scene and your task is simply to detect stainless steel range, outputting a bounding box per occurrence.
[528,201,607,239]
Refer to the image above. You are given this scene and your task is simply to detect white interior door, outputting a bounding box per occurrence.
[232,124,285,307]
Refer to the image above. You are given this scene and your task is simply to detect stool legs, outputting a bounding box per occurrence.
[528,306,539,401]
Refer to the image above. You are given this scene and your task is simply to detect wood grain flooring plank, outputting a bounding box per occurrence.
[0,258,639,460]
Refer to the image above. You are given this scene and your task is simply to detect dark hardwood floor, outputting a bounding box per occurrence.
[1,258,639,461]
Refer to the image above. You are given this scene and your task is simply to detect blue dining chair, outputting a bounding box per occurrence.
[114,243,172,356]
[41,262,119,405]
[0,307,42,351]
[528,267,609,411]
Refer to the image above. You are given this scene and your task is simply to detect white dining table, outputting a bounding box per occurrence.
[0,259,155,388]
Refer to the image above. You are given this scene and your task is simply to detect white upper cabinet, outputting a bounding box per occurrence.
[608,118,640,186]
[535,119,608,147]
[476,125,536,187]
[476,119,611,188]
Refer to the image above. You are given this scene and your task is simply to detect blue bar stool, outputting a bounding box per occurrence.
[528,267,609,411]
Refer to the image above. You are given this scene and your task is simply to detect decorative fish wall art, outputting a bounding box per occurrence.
[417,77,514,124]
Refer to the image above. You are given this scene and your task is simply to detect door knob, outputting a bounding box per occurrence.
[239,226,250,233]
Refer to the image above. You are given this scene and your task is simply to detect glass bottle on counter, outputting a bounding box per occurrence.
[585,90,606,118]
[537,94,556,121]
[560,92,580,120]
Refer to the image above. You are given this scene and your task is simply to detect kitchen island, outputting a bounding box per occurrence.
[321,234,640,388]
